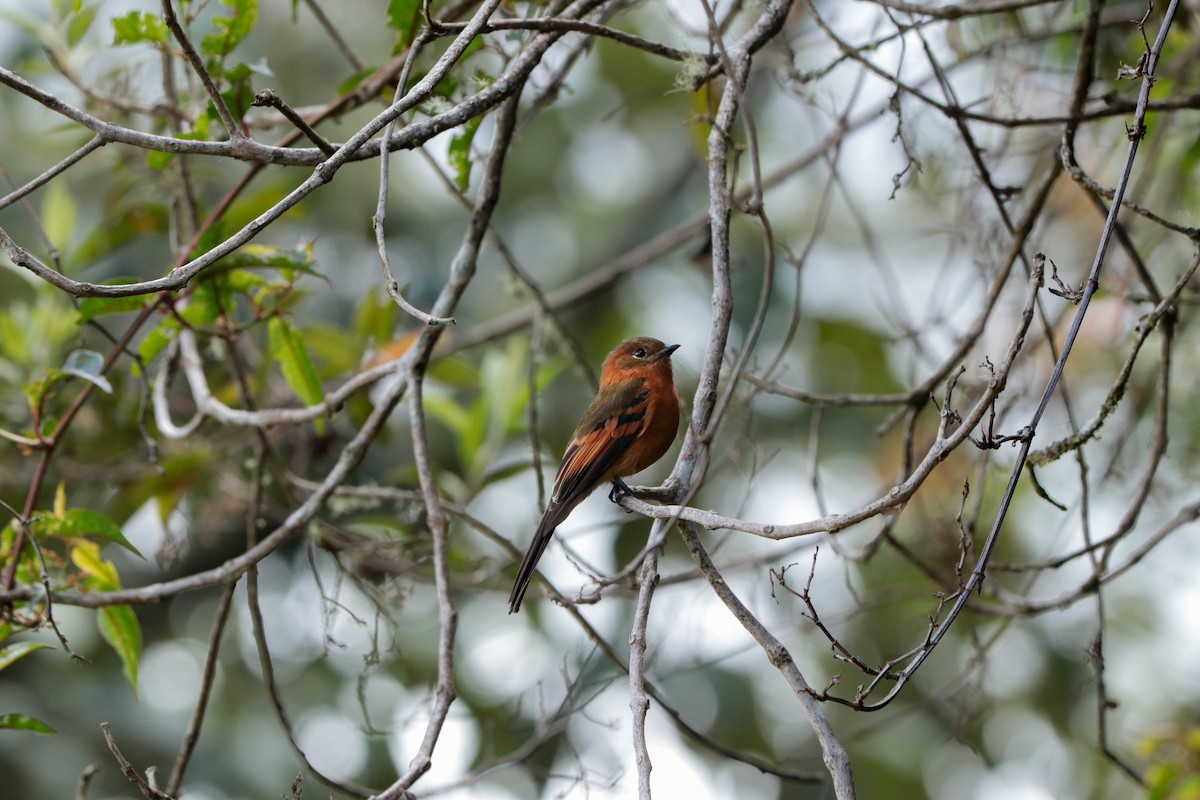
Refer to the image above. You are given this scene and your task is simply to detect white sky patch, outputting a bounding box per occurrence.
[925,740,987,800]
[507,205,581,280]
[389,706,479,787]
[976,763,1067,800]
[564,123,657,208]
[297,709,369,782]
[981,625,1047,701]
[141,640,207,714]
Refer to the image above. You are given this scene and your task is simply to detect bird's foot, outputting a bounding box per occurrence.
[608,478,633,504]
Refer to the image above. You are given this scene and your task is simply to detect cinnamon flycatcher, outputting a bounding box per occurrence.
[508,337,681,613]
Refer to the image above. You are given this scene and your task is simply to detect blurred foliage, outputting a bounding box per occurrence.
[0,1,1198,799]
[1142,726,1200,800]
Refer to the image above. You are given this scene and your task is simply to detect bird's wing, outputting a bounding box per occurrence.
[550,377,649,507]
[509,378,652,613]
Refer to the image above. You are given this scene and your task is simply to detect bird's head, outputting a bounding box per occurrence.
[602,337,680,377]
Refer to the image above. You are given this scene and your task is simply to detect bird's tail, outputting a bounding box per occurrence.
[508,503,568,613]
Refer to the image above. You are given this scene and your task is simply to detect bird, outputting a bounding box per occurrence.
[508,337,681,613]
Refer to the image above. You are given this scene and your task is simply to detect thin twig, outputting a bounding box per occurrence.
[251,90,336,155]
[0,135,107,211]
[852,0,1183,711]
[628,545,660,799]
[164,582,237,796]
[101,723,175,800]
[301,0,365,70]
[373,32,456,327]
[682,522,858,798]
[159,0,243,140]
[75,765,99,800]
[370,77,522,800]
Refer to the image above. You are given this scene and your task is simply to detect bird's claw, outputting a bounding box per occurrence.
[609,478,633,504]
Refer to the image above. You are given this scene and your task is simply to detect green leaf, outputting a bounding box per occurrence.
[78,291,149,323]
[66,3,98,46]
[147,124,214,171]
[200,0,259,59]
[813,318,903,394]
[465,38,486,62]
[222,268,267,294]
[33,509,142,556]
[111,10,168,45]
[1145,763,1176,800]
[41,179,76,256]
[448,117,481,191]
[426,354,481,387]
[182,281,221,327]
[422,391,473,442]
[135,317,181,370]
[190,217,225,262]
[354,290,399,347]
[98,605,141,697]
[423,389,483,471]
[301,324,371,378]
[268,317,325,432]
[23,369,69,413]
[337,67,377,96]
[481,337,527,440]
[387,0,422,46]
[223,61,252,83]
[71,540,120,588]
[69,541,142,695]
[0,641,50,671]
[0,313,27,364]
[213,243,322,279]
[146,149,174,171]
[0,714,56,734]
[214,61,256,121]
[0,524,40,586]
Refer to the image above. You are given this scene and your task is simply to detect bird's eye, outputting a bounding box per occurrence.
[632,347,646,358]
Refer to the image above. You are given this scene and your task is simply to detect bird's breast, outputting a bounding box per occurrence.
[616,382,680,476]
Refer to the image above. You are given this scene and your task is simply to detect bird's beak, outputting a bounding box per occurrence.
[654,343,681,359]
